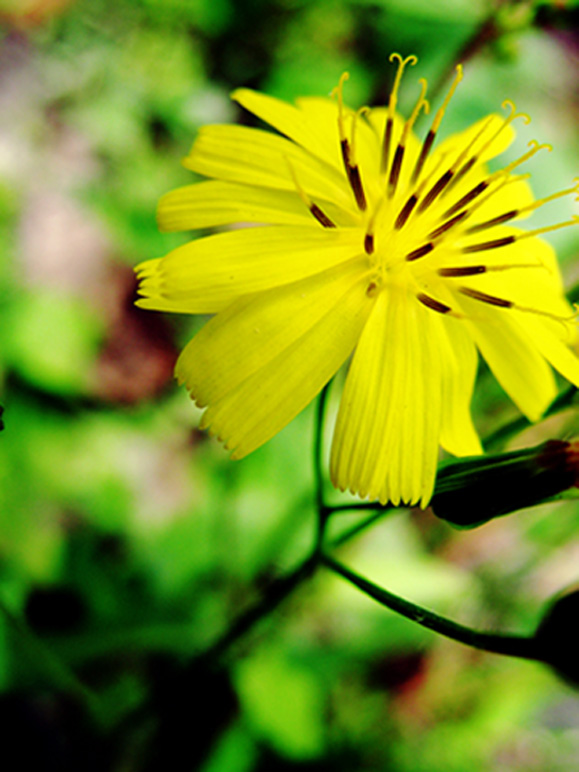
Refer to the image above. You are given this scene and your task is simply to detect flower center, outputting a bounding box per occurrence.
[332,56,579,322]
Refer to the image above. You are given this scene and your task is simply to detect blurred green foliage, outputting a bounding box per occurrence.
[0,0,579,770]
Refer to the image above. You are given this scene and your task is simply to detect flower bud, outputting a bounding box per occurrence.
[533,588,579,687]
[431,440,579,528]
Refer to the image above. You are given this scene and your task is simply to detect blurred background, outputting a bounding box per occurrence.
[0,0,579,769]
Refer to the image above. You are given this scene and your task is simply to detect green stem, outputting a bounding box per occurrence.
[330,507,396,548]
[0,598,106,728]
[322,554,541,661]
[203,554,319,662]
[314,383,331,551]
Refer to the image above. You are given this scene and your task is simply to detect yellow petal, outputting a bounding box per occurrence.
[177,258,374,458]
[330,287,445,507]
[458,297,557,421]
[157,180,358,232]
[232,88,342,170]
[439,317,483,456]
[520,314,579,387]
[184,124,353,210]
[136,226,362,314]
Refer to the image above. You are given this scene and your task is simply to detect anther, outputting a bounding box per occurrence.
[406,242,434,261]
[462,236,515,253]
[443,180,489,218]
[388,78,428,198]
[440,262,544,277]
[395,194,418,229]
[446,173,529,222]
[428,211,467,240]
[388,144,405,197]
[438,265,486,277]
[332,73,367,211]
[364,197,384,254]
[466,210,518,234]
[417,293,451,314]
[459,287,513,308]
[285,156,336,228]
[417,169,454,213]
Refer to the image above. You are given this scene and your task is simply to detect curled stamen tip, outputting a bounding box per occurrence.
[517,111,532,125]
[501,99,516,115]
[331,72,350,98]
[389,52,418,66]
[527,139,552,153]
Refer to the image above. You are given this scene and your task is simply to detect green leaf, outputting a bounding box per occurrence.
[234,645,325,760]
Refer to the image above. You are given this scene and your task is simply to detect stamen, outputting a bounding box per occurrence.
[516,182,579,219]
[459,287,512,308]
[500,139,552,176]
[411,64,463,185]
[381,53,417,174]
[388,78,429,198]
[462,236,515,253]
[364,197,385,255]
[417,169,454,213]
[406,242,434,261]
[332,74,368,211]
[348,107,369,210]
[459,286,578,327]
[285,156,336,228]
[472,100,531,164]
[440,262,543,277]
[332,72,350,146]
[350,107,369,168]
[462,217,578,255]
[446,173,530,221]
[439,115,494,194]
[439,265,486,277]
[395,151,448,229]
[466,210,518,234]
[388,143,405,198]
[514,216,579,242]
[417,293,452,314]
[428,210,467,240]
[395,193,418,229]
[443,102,531,197]
[443,180,489,218]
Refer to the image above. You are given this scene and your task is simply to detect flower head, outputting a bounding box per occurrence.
[136,55,579,507]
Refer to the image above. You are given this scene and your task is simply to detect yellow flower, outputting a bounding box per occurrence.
[136,54,579,507]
